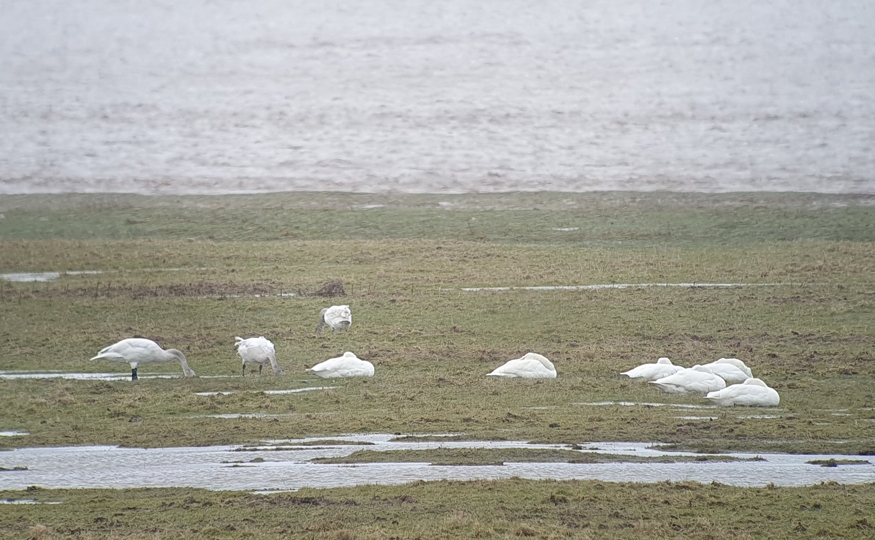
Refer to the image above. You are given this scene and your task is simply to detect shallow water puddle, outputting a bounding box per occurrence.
[1,435,872,491]
[0,499,62,505]
[459,282,787,292]
[195,387,336,397]
[0,270,102,282]
[574,401,717,409]
[0,371,179,381]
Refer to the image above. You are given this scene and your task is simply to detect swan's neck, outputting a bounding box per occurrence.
[268,353,284,374]
[167,349,195,377]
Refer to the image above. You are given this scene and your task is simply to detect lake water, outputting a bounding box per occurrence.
[1,436,872,491]
[1,0,873,195]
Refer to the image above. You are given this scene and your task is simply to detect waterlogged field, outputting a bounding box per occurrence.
[1,192,874,538]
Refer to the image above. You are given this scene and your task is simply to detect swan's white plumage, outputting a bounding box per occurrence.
[317,305,352,333]
[235,336,284,375]
[649,366,726,394]
[91,338,195,380]
[307,352,373,378]
[620,357,683,381]
[487,353,557,379]
[696,362,749,384]
[713,358,753,378]
[705,378,780,407]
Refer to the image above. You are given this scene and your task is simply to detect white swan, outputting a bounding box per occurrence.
[649,366,726,394]
[487,353,557,379]
[235,336,284,376]
[316,305,352,333]
[620,357,684,381]
[91,338,196,381]
[307,352,373,378]
[712,358,753,378]
[696,362,749,384]
[705,378,780,407]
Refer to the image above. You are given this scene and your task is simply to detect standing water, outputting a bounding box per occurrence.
[1,435,872,491]
[1,0,873,195]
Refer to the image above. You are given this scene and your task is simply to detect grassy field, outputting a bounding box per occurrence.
[2,481,874,539]
[1,191,874,538]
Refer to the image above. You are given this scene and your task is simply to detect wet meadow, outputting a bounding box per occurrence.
[1,191,874,538]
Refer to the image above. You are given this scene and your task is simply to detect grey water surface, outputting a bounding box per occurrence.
[1,435,872,491]
[1,0,873,195]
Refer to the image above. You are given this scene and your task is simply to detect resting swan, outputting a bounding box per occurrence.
[487,353,557,379]
[649,366,726,394]
[235,336,284,376]
[307,352,374,378]
[696,362,749,384]
[712,358,753,378]
[316,305,352,333]
[705,378,780,407]
[620,357,684,381]
[91,338,196,381]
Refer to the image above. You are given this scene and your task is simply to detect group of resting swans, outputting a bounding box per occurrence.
[620,357,780,407]
[91,304,775,407]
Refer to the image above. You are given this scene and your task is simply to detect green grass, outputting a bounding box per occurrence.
[2,481,874,539]
[1,192,874,538]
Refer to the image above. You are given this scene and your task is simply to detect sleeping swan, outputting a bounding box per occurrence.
[487,353,557,379]
[316,305,352,333]
[91,338,196,381]
[620,357,683,381]
[696,362,749,384]
[235,336,284,376]
[712,358,753,378]
[705,378,780,407]
[649,366,726,394]
[307,352,374,378]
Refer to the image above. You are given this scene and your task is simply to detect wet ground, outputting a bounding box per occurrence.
[1,435,872,491]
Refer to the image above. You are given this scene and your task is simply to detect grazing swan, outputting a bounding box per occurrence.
[316,305,352,333]
[696,362,749,384]
[235,336,284,376]
[713,358,753,378]
[705,378,780,407]
[307,352,374,378]
[487,353,557,379]
[649,366,726,394]
[91,338,196,381]
[620,357,684,381]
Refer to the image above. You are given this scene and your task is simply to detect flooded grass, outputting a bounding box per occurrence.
[1,192,874,535]
[0,193,874,456]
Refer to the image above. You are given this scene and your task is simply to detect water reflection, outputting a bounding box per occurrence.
[1,435,871,491]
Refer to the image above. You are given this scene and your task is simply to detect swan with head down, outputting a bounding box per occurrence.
[316,305,352,333]
[649,365,726,394]
[487,353,557,379]
[307,352,374,378]
[235,336,284,376]
[705,378,780,407]
[712,358,753,378]
[91,338,196,381]
[695,361,749,384]
[621,357,684,381]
